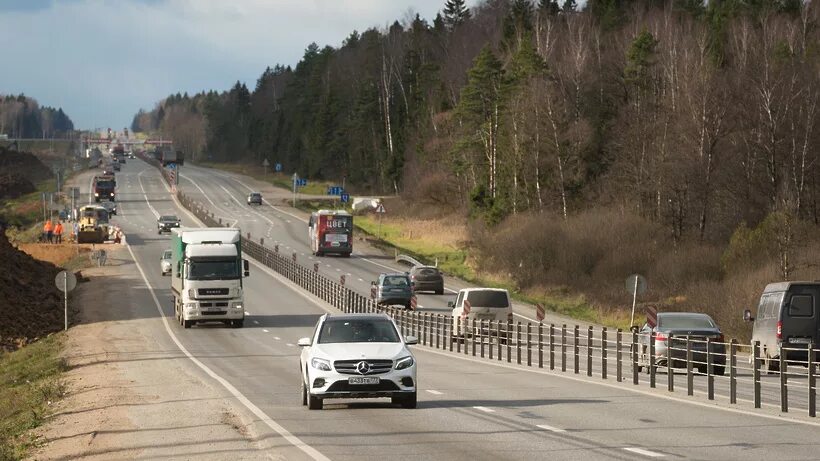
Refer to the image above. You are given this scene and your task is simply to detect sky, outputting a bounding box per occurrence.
[0,0,474,131]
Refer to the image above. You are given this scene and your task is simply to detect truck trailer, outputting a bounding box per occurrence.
[171,228,249,328]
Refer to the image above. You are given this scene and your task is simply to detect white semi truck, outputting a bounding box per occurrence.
[171,228,249,328]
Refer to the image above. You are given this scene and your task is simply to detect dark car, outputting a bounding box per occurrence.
[409,266,444,295]
[247,192,262,205]
[637,312,726,375]
[112,162,121,171]
[100,200,117,216]
[372,273,414,310]
[157,215,181,234]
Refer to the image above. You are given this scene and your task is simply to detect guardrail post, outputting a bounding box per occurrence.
[538,323,543,369]
[687,336,694,396]
[649,332,656,388]
[507,321,512,363]
[549,324,555,370]
[809,343,816,417]
[573,325,580,374]
[562,325,567,372]
[707,338,715,401]
[632,330,639,385]
[780,350,788,412]
[616,329,622,382]
[730,339,737,404]
[496,321,501,360]
[753,341,761,408]
[516,322,522,364]
[601,327,607,380]
[423,313,428,346]
[480,320,486,358]
[435,315,441,350]
[667,333,674,392]
[456,317,461,353]
[586,326,593,377]
[449,317,454,352]
[527,323,532,367]
[471,318,477,357]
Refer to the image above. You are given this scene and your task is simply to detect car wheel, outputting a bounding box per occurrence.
[400,392,417,409]
[436,288,444,295]
[301,376,308,406]
[233,320,244,328]
[307,391,323,410]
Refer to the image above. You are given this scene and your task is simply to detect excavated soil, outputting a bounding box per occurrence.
[0,231,66,351]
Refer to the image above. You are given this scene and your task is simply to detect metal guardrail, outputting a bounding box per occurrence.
[395,254,425,268]
[147,157,819,419]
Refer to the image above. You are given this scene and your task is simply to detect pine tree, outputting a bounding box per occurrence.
[562,0,577,12]
[538,0,561,15]
[443,0,471,29]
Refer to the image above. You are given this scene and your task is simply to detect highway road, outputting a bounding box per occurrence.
[86,158,820,460]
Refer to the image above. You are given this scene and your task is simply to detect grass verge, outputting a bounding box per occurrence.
[0,334,66,460]
[196,162,334,196]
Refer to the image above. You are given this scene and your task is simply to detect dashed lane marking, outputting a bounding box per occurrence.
[622,448,665,458]
[473,406,495,413]
[262,329,269,333]
[536,424,567,433]
[425,390,443,395]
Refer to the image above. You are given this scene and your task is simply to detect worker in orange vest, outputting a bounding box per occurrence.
[43,219,54,243]
[54,221,64,244]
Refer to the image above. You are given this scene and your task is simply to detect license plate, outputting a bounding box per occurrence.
[790,337,812,344]
[348,377,379,385]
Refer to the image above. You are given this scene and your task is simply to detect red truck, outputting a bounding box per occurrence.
[308,210,353,257]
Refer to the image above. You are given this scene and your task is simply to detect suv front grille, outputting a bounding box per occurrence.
[327,380,399,392]
[334,359,393,375]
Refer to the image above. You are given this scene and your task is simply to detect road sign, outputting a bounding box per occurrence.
[340,193,350,204]
[646,305,658,328]
[375,203,386,213]
[294,178,307,187]
[55,270,76,332]
[262,158,270,167]
[55,271,77,292]
[327,186,343,196]
[168,163,176,170]
[275,163,282,172]
[536,303,545,322]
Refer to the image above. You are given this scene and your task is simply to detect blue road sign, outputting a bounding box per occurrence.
[327,186,344,196]
[340,193,350,203]
[298,178,307,187]
[167,163,177,170]
[275,163,282,172]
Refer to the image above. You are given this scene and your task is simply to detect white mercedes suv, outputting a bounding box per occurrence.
[298,313,418,410]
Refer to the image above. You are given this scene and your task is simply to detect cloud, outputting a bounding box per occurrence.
[0,0,466,130]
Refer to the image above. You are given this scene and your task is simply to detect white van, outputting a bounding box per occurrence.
[448,288,513,337]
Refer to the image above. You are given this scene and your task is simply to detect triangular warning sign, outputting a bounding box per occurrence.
[376,203,386,213]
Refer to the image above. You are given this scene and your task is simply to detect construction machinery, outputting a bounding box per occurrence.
[77,205,110,244]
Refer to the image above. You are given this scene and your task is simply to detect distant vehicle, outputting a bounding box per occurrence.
[161,149,184,166]
[298,313,418,410]
[744,282,820,371]
[448,288,513,339]
[157,215,181,234]
[637,312,726,375]
[247,192,262,206]
[112,162,121,171]
[409,266,444,295]
[160,249,172,276]
[371,273,414,310]
[93,175,116,202]
[171,228,249,328]
[308,210,353,257]
[77,205,109,243]
[100,200,117,216]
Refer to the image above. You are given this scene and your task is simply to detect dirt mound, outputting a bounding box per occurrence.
[0,231,65,351]
[0,171,35,199]
[0,146,53,183]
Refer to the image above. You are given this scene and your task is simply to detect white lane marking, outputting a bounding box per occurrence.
[623,448,665,458]
[425,390,443,395]
[358,278,364,282]
[137,169,160,219]
[473,406,495,413]
[178,172,240,221]
[262,329,269,333]
[536,424,567,433]
[417,305,425,309]
[286,343,295,347]
[274,337,281,341]
[219,184,247,208]
[124,244,329,461]
[253,320,260,325]
[335,268,341,272]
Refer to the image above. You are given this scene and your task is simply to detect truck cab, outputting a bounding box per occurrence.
[171,228,249,328]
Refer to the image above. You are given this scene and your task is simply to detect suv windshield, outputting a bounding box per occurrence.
[160,215,178,222]
[382,276,409,287]
[466,290,509,308]
[658,314,716,329]
[187,258,239,280]
[318,318,400,344]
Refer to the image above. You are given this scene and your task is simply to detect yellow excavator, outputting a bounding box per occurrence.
[77,205,110,244]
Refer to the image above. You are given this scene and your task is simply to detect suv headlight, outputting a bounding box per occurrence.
[395,356,414,370]
[311,358,331,371]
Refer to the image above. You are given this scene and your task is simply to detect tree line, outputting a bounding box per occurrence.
[133,0,820,251]
[0,94,74,139]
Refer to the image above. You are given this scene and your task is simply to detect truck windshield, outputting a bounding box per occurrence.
[188,258,239,280]
[96,180,114,189]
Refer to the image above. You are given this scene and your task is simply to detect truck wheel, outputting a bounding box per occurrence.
[436,288,444,295]
[183,319,192,329]
[233,320,244,328]
[307,392,323,410]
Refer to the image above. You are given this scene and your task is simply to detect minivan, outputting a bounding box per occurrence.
[744,282,820,371]
[449,288,513,339]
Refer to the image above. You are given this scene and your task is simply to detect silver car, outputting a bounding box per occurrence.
[637,312,726,375]
[160,249,172,276]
